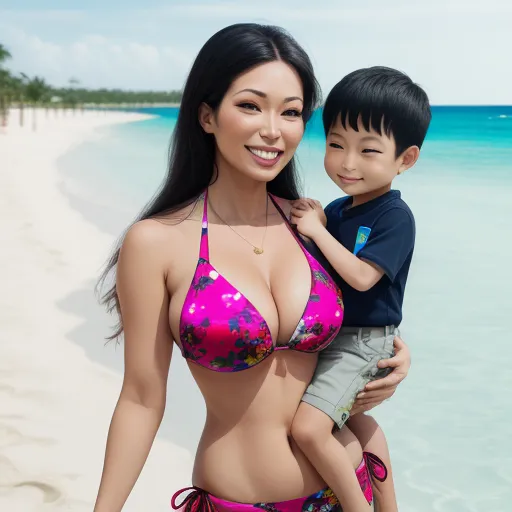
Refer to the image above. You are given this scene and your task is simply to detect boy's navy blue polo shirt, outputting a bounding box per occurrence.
[321,190,415,327]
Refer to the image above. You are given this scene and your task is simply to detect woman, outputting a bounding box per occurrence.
[93,23,411,512]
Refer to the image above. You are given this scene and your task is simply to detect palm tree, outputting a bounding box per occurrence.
[0,44,12,65]
[67,77,82,115]
[0,68,10,126]
[69,77,79,86]
[16,72,30,127]
[24,76,50,130]
[0,44,12,126]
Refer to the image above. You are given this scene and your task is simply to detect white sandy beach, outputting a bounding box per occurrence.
[0,109,193,512]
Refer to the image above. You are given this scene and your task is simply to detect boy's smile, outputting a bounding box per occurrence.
[324,115,419,206]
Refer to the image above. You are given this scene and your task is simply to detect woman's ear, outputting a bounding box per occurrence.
[199,103,215,134]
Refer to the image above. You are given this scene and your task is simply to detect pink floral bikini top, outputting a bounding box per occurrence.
[178,190,344,372]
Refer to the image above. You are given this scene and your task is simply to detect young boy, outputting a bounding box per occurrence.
[290,67,431,511]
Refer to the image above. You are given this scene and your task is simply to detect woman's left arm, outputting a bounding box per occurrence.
[350,336,411,415]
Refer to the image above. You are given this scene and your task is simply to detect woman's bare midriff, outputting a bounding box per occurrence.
[188,350,362,503]
[191,350,324,503]
[164,200,362,503]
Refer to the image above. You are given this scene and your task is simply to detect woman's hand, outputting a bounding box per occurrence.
[351,335,411,415]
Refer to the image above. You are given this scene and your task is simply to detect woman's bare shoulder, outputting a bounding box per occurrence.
[120,200,202,261]
[155,198,203,226]
[270,195,293,219]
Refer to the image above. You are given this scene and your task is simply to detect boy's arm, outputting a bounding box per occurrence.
[290,201,415,292]
[313,228,384,291]
[291,199,382,291]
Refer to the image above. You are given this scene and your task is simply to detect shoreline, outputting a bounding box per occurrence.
[0,109,193,511]
[91,102,180,108]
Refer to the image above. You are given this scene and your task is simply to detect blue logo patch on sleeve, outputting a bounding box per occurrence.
[353,226,371,255]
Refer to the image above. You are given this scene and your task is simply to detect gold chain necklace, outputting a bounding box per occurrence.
[208,195,269,255]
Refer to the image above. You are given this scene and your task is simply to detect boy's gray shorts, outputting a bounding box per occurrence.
[302,325,397,429]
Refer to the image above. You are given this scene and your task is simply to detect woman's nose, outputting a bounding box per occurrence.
[259,114,281,140]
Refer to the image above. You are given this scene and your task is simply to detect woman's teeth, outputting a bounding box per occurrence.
[249,148,279,160]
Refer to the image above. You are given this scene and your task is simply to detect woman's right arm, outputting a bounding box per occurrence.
[94,221,174,512]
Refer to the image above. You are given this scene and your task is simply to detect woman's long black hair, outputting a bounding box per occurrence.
[98,23,321,340]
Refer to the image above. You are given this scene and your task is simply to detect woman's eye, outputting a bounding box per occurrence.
[238,103,260,111]
[283,109,302,117]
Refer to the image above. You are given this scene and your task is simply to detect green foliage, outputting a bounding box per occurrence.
[0,43,12,64]
[0,42,183,107]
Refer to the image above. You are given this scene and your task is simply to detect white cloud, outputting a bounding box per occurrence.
[0,25,188,90]
[0,1,511,103]
[168,0,512,21]
[0,8,87,24]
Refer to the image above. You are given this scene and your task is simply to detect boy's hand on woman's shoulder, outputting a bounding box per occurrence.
[290,198,327,239]
[292,198,326,224]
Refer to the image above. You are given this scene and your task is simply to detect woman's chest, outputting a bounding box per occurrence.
[167,220,314,349]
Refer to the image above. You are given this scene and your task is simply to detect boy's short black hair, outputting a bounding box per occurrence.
[322,66,432,157]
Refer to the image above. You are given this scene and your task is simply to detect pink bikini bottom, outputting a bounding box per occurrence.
[171,452,386,511]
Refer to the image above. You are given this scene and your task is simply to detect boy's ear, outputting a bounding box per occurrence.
[398,146,420,174]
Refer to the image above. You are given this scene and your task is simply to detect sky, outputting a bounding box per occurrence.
[0,0,511,105]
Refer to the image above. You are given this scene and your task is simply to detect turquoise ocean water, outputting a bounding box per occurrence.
[60,107,512,511]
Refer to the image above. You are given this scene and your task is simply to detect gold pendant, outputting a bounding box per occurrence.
[253,247,264,255]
